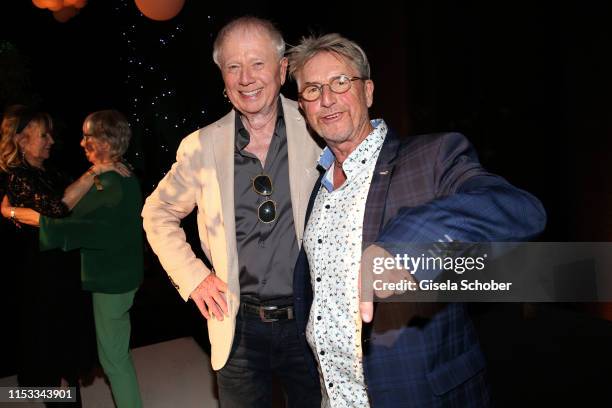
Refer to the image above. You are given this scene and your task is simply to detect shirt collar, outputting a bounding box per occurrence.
[235,98,285,151]
[318,118,387,192]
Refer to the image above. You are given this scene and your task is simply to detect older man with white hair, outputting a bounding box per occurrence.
[143,16,322,407]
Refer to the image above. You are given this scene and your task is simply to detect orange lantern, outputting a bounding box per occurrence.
[53,6,79,22]
[134,0,185,21]
[32,0,49,8]
[48,0,65,12]
[32,0,63,10]
[64,0,87,8]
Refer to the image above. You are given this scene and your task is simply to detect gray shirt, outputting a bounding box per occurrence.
[234,102,298,301]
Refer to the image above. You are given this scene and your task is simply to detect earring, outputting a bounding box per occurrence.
[17,141,24,159]
[222,88,232,105]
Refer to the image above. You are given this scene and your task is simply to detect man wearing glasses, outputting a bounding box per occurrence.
[142,17,321,407]
[288,34,546,407]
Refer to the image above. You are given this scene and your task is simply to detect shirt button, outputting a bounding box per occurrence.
[325,204,330,209]
[316,277,321,282]
[329,383,333,388]
[317,315,322,321]
[361,159,366,164]
[317,238,322,244]
[320,350,325,355]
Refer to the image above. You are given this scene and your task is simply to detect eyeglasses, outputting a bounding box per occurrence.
[252,174,276,223]
[299,74,366,102]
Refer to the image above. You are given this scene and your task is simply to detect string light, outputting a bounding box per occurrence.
[113,0,215,190]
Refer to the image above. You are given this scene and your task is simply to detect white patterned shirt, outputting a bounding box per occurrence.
[304,119,387,408]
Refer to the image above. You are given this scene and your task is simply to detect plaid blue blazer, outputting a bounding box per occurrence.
[294,130,546,407]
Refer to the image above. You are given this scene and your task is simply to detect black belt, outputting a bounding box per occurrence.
[241,302,294,322]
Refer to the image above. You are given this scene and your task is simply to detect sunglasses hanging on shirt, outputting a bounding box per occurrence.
[252,174,276,223]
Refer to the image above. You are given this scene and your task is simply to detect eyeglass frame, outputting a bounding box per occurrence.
[82,132,99,140]
[252,174,277,223]
[298,74,367,102]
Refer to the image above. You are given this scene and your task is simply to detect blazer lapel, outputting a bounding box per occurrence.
[282,95,321,246]
[211,109,238,278]
[362,129,401,246]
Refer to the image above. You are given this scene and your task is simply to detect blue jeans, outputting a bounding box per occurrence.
[217,312,321,408]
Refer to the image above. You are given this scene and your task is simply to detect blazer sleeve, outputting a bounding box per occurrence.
[141,134,212,301]
[378,133,546,282]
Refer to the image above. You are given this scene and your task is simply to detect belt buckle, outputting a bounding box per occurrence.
[259,305,279,322]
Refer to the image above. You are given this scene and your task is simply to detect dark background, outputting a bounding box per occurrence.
[1,1,612,406]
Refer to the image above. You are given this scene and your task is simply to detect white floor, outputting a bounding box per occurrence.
[0,337,219,408]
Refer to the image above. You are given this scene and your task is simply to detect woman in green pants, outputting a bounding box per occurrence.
[3,110,144,407]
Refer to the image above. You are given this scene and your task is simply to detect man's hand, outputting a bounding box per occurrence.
[190,273,229,320]
[359,244,415,323]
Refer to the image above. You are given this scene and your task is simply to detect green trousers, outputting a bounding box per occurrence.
[93,289,142,408]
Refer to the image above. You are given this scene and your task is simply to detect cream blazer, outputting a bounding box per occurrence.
[142,95,321,370]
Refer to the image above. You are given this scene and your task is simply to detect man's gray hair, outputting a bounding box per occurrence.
[287,33,371,80]
[212,16,285,67]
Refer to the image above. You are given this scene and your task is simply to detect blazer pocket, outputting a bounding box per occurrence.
[426,344,486,396]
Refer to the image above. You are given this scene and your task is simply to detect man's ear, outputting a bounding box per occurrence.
[365,79,374,108]
[279,57,288,86]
